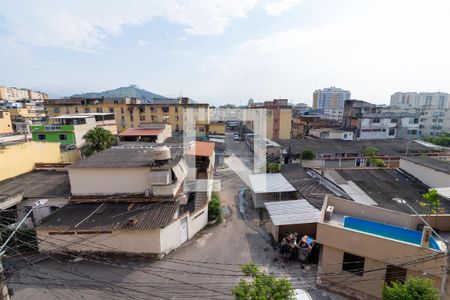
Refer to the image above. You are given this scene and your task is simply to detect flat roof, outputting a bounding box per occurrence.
[0,170,70,198]
[402,156,450,174]
[248,173,296,193]
[118,128,163,137]
[265,199,321,225]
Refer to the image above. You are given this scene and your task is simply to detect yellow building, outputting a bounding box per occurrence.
[45,97,211,135]
[0,110,13,134]
[0,86,48,101]
[208,121,226,135]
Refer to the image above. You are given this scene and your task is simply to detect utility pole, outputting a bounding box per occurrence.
[0,199,47,300]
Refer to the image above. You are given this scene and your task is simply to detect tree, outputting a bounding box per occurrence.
[364,146,385,167]
[266,163,281,173]
[208,194,222,223]
[421,188,440,227]
[232,262,295,300]
[301,150,315,160]
[383,277,439,300]
[82,127,116,157]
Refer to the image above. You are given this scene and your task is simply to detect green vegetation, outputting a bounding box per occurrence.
[72,85,165,102]
[208,194,222,224]
[383,277,439,300]
[421,188,440,215]
[82,127,116,157]
[301,149,315,160]
[266,162,281,173]
[424,133,450,147]
[232,262,295,300]
[364,146,385,167]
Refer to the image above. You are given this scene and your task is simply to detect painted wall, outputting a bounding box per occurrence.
[37,229,161,254]
[0,111,13,134]
[0,141,61,181]
[68,167,151,195]
[188,206,208,239]
[278,109,292,139]
[400,158,450,188]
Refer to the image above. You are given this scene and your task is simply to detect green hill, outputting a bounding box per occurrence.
[71,85,165,102]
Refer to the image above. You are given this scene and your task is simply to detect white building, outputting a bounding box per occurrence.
[309,128,354,140]
[358,112,420,140]
[391,92,450,109]
[313,87,351,119]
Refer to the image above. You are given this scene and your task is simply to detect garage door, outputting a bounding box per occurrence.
[180,217,188,244]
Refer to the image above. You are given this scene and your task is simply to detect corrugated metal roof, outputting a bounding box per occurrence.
[265,199,321,226]
[402,156,450,174]
[437,187,450,200]
[248,173,296,193]
[39,201,179,231]
[118,128,163,137]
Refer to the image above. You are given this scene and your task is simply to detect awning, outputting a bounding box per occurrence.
[265,199,321,226]
[248,173,296,193]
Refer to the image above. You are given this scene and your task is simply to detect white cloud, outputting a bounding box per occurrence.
[138,39,149,46]
[0,0,258,51]
[265,0,301,16]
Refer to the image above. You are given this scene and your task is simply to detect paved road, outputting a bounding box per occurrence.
[9,134,344,299]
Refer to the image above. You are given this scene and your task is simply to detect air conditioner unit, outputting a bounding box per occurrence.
[324,205,334,221]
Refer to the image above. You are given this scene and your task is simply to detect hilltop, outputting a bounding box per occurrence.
[71,85,165,102]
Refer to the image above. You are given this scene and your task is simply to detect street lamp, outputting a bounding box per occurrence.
[393,197,449,299]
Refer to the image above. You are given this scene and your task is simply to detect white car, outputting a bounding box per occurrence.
[295,289,313,300]
[233,133,240,141]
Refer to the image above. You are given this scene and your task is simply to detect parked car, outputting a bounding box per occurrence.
[295,289,313,300]
[234,133,240,141]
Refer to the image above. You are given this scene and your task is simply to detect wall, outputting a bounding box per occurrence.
[400,158,450,188]
[279,109,292,139]
[0,141,61,181]
[209,122,226,135]
[60,149,81,163]
[160,217,182,254]
[17,197,69,224]
[37,229,162,254]
[188,206,208,239]
[0,111,13,134]
[68,167,151,195]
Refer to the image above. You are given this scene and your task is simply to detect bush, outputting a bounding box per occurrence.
[383,277,439,300]
[266,163,281,173]
[424,134,450,147]
[301,150,315,160]
[208,194,222,223]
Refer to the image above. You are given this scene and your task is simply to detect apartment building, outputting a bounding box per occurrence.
[248,99,292,139]
[30,113,117,148]
[45,97,210,135]
[292,114,342,139]
[391,92,450,109]
[419,108,450,136]
[317,196,450,299]
[313,87,351,120]
[0,86,48,101]
[0,110,13,134]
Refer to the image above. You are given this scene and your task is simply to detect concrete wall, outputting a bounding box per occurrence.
[0,141,61,181]
[0,111,13,134]
[68,167,151,195]
[17,197,69,225]
[279,109,292,139]
[188,206,208,239]
[38,229,162,254]
[400,158,450,188]
[160,217,183,254]
[60,149,81,163]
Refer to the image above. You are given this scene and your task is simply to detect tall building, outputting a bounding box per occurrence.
[390,92,450,109]
[248,99,292,139]
[313,87,351,119]
[0,86,48,101]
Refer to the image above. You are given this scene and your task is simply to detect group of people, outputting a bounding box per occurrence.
[280,233,313,262]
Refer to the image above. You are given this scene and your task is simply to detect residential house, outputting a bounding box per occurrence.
[248,173,297,208]
[309,128,354,140]
[0,110,13,134]
[317,196,450,299]
[118,123,172,143]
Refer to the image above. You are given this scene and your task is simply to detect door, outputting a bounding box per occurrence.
[180,217,188,244]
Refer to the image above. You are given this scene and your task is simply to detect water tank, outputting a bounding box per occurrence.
[154,146,171,161]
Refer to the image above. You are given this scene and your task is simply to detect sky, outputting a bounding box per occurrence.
[1,0,450,106]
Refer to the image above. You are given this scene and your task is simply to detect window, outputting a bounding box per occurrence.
[139,107,145,113]
[150,107,157,112]
[84,107,90,113]
[130,116,134,122]
[75,107,79,113]
[113,100,119,104]
[413,118,419,124]
[109,107,114,113]
[151,115,156,121]
[65,108,70,114]
[96,107,103,113]
[120,107,124,114]
[139,116,145,121]
[38,134,46,141]
[162,107,169,113]
[385,265,406,286]
[175,107,178,113]
[175,116,179,121]
[372,118,380,123]
[388,128,396,136]
[59,134,67,141]
[390,118,397,123]
[342,252,365,276]
[53,107,60,113]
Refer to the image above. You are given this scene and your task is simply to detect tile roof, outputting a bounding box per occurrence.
[118,128,163,137]
[401,156,450,174]
[276,139,434,156]
[39,201,179,231]
[334,169,450,214]
[0,170,70,198]
[69,147,183,168]
[281,164,337,209]
[185,141,215,157]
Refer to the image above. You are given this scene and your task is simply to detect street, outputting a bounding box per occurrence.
[9,133,344,300]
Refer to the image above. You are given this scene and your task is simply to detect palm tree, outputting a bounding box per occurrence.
[82,127,116,157]
[421,188,440,227]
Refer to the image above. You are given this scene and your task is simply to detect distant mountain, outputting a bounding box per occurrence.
[71,85,166,102]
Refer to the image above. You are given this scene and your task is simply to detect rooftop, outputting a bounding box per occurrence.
[185,141,215,157]
[39,201,179,231]
[248,173,296,193]
[328,169,450,214]
[265,199,321,225]
[118,128,164,137]
[69,146,183,169]
[402,156,450,174]
[276,138,433,156]
[0,170,70,198]
[281,164,338,209]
